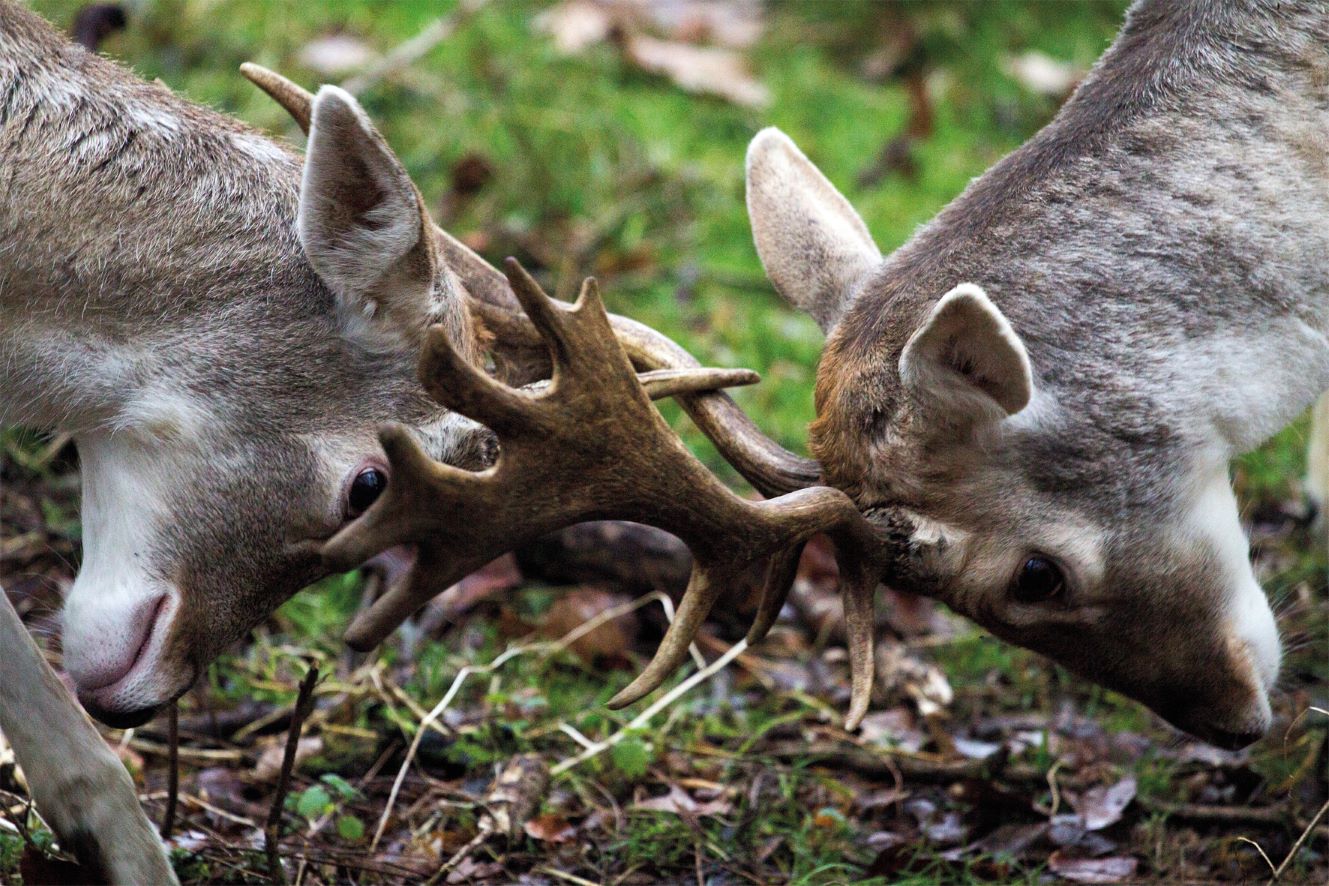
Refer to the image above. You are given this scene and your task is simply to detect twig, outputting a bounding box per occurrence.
[160,703,179,839]
[1238,836,1277,878]
[370,591,685,851]
[550,639,749,777]
[265,666,319,886]
[1272,796,1329,881]
[341,0,490,95]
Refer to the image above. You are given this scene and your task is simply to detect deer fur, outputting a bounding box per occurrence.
[0,0,488,730]
[745,0,1328,748]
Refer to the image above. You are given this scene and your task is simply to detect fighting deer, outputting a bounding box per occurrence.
[0,2,742,873]
[320,0,1328,752]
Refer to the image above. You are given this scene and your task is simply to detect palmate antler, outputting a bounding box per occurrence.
[244,64,893,726]
[322,261,888,723]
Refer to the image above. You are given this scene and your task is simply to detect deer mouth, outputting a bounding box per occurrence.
[74,594,192,728]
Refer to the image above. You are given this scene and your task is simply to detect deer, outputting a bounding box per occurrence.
[316,0,1328,754]
[0,2,752,877]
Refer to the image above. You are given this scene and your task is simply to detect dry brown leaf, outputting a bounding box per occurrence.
[622,35,769,107]
[1071,777,1136,831]
[252,735,322,783]
[1047,851,1139,884]
[537,587,636,664]
[632,784,731,818]
[523,813,577,843]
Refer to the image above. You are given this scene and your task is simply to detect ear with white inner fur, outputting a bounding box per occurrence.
[746,127,880,332]
[299,85,439,341]
[900,284,1033,426]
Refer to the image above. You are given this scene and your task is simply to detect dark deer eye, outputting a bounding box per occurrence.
[346,467,387,517]
[1012,556,1065,603]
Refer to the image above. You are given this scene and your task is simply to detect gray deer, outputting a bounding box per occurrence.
[744,0,1328,749]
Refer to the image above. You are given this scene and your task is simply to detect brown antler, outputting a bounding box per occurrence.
[240,62,820,497]
[245,64,891,726]
[322,260,888,725]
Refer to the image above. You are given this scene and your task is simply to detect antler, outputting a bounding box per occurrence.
[245,64,892,726]
[240,62,819,498]
[322,260,888,726]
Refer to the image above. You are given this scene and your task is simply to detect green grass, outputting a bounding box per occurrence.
[9,1,1327,883]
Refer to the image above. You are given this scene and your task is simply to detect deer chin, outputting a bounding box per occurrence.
[72,595,194,728]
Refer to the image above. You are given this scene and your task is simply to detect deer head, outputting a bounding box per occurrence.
[48,69,493,727]
[743,126,1281,749]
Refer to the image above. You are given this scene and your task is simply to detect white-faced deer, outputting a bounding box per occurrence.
[0,1,750,729]
[323,0,1326,752]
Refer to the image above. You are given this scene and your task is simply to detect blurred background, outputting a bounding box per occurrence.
[2,1,1325,883]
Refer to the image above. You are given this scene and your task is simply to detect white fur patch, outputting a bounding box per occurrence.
[61,431,178,696]
[1186,467,1281,692]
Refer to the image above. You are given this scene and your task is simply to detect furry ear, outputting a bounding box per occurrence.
[900,284,1033,426]
[299,85,439,340]
[746,127,879,332]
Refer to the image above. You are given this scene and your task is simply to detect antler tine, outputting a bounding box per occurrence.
[418,324,550,438]
[240,64,819,495]
[502,258,577,356]
[607,567,731,709]
[744,542,806,647]
[240,63,313,133]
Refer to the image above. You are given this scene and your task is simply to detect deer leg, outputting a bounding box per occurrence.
[1309,391,1328,540]
[0,589,177,885]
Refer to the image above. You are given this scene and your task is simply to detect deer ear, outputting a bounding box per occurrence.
[746,127,879,333]
[299,85,438,340]
[900,284,1033,425]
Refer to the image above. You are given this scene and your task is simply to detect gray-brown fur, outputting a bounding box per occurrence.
[748,0,1326,747]
[1,0,482,725]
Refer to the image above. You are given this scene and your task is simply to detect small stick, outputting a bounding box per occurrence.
[1272,796,1329,881]
[265,666,319,886]
[369,592,687,851]
[159,703,179,839]
[550,638,748,777]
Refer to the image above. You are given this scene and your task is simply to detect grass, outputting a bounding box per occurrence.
[6,0,1327,883]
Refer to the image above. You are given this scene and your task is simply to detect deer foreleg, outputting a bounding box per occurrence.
[0,589,177,885]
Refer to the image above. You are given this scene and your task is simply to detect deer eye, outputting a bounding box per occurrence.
[1012,556,1065,603]
[346,467,387,518]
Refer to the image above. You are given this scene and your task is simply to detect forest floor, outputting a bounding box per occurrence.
[2,1,1326,883]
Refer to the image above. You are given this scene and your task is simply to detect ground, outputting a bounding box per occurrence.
[1,1,1326,883]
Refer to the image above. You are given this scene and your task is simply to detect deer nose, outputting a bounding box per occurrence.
[65,593,168,690]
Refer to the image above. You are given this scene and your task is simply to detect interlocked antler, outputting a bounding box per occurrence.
[322,261,887,724]
[244,64,891,726]
[241,62,821,498]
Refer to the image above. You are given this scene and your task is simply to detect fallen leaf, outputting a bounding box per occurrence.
[524,813,576,843]
[1047,851,1139,884]
[1072,777,1136,831]
[537,587,637,664]
[253,735,323,782]
[632,784,731,818]
[1004,50,1083,98]
[298,34,376,77]
[621,34,769,107]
